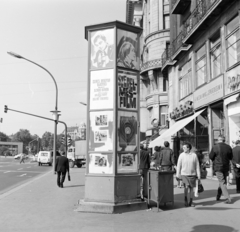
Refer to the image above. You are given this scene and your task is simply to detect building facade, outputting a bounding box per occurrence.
[126,0,170,143]
[161,0,240,159]
[0,141,23,156]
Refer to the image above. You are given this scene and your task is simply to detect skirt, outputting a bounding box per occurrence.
[181,175,197,188]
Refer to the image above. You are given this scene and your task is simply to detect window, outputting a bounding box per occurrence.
[195,45,206,87]
[179,60,192,99]
[226,16,240,68]
[160,106,168,126]
[163,0,169,29]
[210,33,221,79]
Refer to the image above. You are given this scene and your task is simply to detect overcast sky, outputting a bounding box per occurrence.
[0,0,125,137]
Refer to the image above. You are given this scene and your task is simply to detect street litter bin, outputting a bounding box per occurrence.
[147,169,174,211]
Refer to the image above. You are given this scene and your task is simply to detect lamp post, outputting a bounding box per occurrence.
[7,51,60,173]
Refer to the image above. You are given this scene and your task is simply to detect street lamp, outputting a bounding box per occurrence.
[7,51,60,173]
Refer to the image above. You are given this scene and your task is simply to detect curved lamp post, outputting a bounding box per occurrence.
[7,51,60,173]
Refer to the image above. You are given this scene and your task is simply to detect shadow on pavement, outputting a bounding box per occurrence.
[190,225,238,232]
[63,185,84,188]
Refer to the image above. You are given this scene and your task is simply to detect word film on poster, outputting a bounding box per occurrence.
[118,70,137,109]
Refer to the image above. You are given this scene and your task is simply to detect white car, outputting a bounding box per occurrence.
[14,153,26,160]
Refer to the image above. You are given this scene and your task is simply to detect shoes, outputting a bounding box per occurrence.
[216,194,221,201]
[189,198,195,207]
[60,184,63,188]
[224,199,232,204]
[237,191,240,193]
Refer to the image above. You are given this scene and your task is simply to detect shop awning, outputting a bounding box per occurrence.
[149,109,205,148]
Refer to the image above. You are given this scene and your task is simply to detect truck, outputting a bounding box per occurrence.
[67,140,86,168]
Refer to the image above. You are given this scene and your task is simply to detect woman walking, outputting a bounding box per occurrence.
[176,142,201,207]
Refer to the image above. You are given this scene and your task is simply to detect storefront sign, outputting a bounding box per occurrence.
[226,65,240,95]
[193,76,223,109]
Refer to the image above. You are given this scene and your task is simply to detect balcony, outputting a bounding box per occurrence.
[140,58,162,74]
[182,0,229,44]
[171,0,191,15]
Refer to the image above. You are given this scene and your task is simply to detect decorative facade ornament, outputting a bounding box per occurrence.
[148,70,158,91]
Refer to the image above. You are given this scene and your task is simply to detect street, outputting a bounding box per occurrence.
[0,156,52,194]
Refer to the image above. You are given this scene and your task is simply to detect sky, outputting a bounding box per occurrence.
[0,0,126,137]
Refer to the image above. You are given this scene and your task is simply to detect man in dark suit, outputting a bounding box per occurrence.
[232,140,240,193]
[55,152,69,188]
[139,144,150,200]
[159,141,176,171]
[209,135,233,204]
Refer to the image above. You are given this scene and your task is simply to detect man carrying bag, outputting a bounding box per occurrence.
[55,152,70,188]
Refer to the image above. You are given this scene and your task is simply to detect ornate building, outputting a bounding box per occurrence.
[126,0,170,142]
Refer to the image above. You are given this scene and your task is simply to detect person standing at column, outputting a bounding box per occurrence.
[159,141,176,171]
[55,152,70,188]
[139,144,150,200]
[232,140,240,193]
[209,135,233,204]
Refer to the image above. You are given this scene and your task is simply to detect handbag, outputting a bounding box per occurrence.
[198,180,204,193]
[68,174,71,181]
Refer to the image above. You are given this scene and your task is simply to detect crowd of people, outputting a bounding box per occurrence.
[139,135,240,207]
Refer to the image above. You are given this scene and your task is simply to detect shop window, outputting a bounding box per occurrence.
[179,59,192,99]
[226,16,240,68]
[210,32,221,79]
[195,45,206,87]
[196,110,209,158]
[160,106,168,126]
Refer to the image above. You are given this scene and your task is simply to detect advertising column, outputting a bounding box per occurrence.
[77,21,143,214]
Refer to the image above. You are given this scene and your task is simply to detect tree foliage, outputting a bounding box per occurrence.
[0,132,10,142]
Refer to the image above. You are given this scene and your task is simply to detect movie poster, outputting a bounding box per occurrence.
[89,153,113,174]
[89,111,113,151]
[117,111,138,152]
[117,29,139,70]
[117,153,138,173]
[90,69,113,110]
[118,70,138,110]
[90,28,114,70]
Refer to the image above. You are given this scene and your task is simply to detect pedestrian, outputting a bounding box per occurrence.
[151,146,160,168]
[159,141,175,171]
[231,140,240,193]
[209,135,233,204]
[176,142,201,207]
[139,143,150,200]
[20,153,25,164]
[55,152,70,188]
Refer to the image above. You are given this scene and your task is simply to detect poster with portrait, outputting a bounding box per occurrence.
[90,28,114,70]
[117,29,139,70]
[89,111,113,151]
[89,153,113,174]
[118,70,138,110]
[90,69,114,110]
[117,153,138,173]
[117,111,138,152]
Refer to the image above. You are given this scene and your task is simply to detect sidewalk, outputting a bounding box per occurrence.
[0,168,240,232]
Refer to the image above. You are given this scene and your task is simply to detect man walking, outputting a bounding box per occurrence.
[20,153,25,164]
[232,140,240,193]
[55,152,69,188]
[139,144,150,200]
[209,135,233,204]
[159,141,175,171]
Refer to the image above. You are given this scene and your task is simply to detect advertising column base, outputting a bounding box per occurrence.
[75,175,148,214]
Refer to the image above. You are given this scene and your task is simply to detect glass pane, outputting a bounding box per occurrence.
[226,16,239,35]
[196,58,206,70]
[164,15,170,29]
[196,45,205,60]
[196,66,206,86]
[227,32,238,47]
[164,5,169,12]
[227,44,238,67]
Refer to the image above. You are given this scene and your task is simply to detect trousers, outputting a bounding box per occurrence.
[216,171,230,199]
[57,171,66,187]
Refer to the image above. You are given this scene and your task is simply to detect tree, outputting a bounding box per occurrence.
[41,132,53,151]
[0,146,9,156]
[11,129,34,154]
[0,132,10,142]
